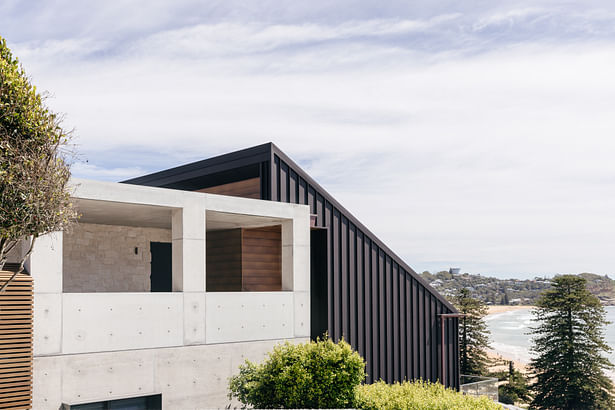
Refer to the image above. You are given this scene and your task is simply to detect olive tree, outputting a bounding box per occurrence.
[0,35,77,291]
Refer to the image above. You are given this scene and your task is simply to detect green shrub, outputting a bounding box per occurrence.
[354,380,503,410]
[228,338,365,408]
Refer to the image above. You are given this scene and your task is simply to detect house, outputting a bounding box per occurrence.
[124,143,460,386]
[19,143,459,409]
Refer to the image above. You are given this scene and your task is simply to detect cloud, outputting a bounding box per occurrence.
[3,2,615,278]
[70,162,148,181]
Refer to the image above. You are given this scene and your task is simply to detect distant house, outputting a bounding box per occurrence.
[22,143,459,409]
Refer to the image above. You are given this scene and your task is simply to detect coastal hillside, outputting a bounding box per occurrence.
[421,271,615,306]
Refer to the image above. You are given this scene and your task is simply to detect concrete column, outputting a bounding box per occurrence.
[281,220,294,291]
[28,232,63,356]
[28,232,63,293]
[287,213,311,338]
[171,207,206,292]
[282,216,310,292]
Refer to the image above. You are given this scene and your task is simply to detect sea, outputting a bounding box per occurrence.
[486,306,615,380]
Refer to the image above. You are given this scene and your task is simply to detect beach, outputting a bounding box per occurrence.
[487,305,534,315]
[485,305,615,383]
[486,306,534,373]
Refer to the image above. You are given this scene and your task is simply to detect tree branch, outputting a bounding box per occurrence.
[0,236,36,293]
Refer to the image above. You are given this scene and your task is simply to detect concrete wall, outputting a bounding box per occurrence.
[63,223,171,292]
[29,179,312,409]
[33,337,309,409]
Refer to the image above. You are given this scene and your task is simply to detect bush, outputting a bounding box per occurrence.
[228,337,365,408]
[354,380,503,410]
[0,35,77,288]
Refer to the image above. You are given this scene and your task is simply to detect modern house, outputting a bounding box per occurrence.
[125,143,460,387]
[15,143,458,409]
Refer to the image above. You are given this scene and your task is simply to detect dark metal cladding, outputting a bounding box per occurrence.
[123,142,460,389]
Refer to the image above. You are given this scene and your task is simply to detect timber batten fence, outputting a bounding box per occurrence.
[0,271,33,409]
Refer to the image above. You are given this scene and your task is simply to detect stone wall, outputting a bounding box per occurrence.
[63,223,171,292]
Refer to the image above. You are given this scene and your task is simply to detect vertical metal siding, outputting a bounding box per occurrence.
[371,243,379,381]
[271,154,459,388]
[349,223,357,347]
[356,231,365,358]
[385,256,393,382]
[392,262,400,382]
[363,237,372,380]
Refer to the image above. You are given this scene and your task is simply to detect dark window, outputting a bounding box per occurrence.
[67,394,161,410]
[150,242,172,292]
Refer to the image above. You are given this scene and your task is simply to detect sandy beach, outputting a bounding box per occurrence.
[486,305,615,383]
[487,350,530,374]
[486,306,534,374]
[487,305,534,315]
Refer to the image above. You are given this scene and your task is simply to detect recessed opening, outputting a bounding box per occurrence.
[206,211,285,292]
[63,199,173,293]
[206,225,282,292]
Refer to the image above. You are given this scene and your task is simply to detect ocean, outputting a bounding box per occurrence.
[486,306,615,378]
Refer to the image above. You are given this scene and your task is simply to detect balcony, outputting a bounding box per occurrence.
[460,374,499,402]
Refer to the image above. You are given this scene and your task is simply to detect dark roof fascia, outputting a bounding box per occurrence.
[121,143,272,187]
[270,142,458,313]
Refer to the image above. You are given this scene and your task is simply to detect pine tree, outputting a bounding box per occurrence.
[530,275,614,409]
[497,361,531,405]
[453,288,491,375]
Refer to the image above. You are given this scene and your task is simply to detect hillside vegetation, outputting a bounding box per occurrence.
[421,271,615,306]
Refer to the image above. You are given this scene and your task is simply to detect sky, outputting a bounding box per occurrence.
[2,1,615,279]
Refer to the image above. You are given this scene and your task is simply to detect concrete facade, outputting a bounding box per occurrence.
[33,338,309,409]
[30,179,311,409]
[63,223,172,292]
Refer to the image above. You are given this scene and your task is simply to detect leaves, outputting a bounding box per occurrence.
[453,288,492,375]
[354,380,503,410]
[529,275,615,409]
[228,337,366,408]
[0,35,77,272]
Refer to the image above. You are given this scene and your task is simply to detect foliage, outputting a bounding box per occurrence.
[452,287,491,375]
[228,337,365,408]
[354,380,503,410]
[491,361,531,405]
[0,35,76,286]
[529,275,614,409]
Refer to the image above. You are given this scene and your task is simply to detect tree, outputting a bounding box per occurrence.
[452,287,491,375]
[530,275,614,410]
[0,35,76,290]
[496,361,531,405]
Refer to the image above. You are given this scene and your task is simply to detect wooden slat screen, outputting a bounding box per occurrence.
[206,226,282,292]
[0,272,33,410]
[206,229,242,291]
[241,226,282,291]
[196,177,261,199]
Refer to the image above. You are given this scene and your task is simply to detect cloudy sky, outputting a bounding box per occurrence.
[2,1,615,279]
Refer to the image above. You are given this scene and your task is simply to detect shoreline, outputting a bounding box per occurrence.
[486,305,534,374]
[485,305,615,383]
[487,305,535,315]
[487,350,530,374]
